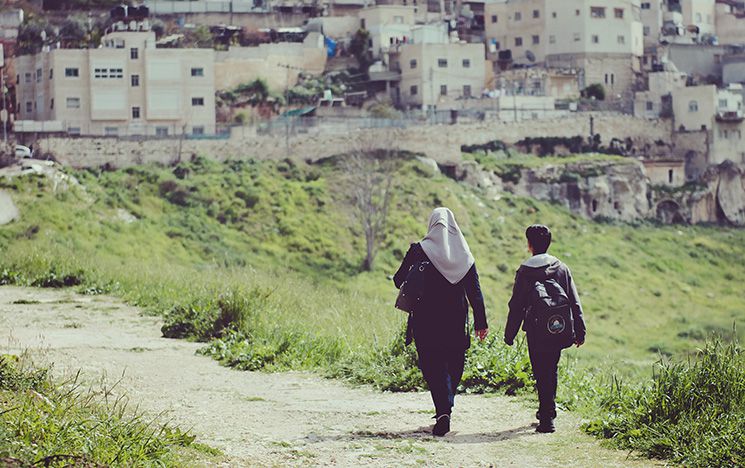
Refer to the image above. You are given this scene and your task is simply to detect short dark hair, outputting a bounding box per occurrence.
[526,224,552,254]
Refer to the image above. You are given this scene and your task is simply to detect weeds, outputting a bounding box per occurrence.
[0,355,198,466]
[584,339,745,467]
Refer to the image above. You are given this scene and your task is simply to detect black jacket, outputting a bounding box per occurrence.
[394,243,487,352]
[504,253,586,345]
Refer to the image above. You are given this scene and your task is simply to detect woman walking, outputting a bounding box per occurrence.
[393,207,488,436]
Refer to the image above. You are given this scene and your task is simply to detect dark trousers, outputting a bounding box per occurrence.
[528,343,562,419]
[417,347,466,417]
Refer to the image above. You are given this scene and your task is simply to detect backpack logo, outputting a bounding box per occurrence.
[547,314,566,334]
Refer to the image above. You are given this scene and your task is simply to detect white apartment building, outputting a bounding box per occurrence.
[15,28,216,137]
[395,42,486,109]
[484,0,643,98]
[358,5,417,59]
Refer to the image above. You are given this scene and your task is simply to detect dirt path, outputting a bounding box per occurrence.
[0,286,657,467]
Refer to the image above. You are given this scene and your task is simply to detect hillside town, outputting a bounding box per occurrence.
[1,0,744,224]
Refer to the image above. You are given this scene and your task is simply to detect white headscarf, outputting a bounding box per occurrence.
[420,207,475,284]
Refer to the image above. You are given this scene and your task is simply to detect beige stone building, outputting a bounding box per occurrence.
[358,5,417,59]
[484,0,644,99]
[394,42,486,110]
[15,28,216,137]
[633,69,686,118]
[672,83,745,165]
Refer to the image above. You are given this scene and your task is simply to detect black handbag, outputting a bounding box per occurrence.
[394,261,431,313]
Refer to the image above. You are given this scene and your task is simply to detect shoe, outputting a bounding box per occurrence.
[535,411,541,421]
[432,414,450,436]
[536,418,555,433]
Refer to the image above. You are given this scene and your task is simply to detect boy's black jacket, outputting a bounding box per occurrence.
[504,253,587,344]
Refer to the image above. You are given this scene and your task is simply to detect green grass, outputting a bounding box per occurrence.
[0,155,743,465]
[0,354,212,466]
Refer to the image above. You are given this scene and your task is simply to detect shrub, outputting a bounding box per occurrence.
[582,83,606,101]
[584,339,745,466]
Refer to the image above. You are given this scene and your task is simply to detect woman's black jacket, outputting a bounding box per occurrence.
[393,243,488,352]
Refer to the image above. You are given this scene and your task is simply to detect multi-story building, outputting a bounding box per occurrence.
[484,0,644,99]
[358,5,417,59]
[672,83,744,164]
[715,0,745,45]
[394,42,486,110]
[15,26,216,137]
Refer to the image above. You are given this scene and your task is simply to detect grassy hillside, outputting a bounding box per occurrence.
[1,157,741,366]
[0,155,743,464]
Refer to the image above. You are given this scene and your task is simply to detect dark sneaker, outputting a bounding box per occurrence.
[432,414,450,436]
[536,418,555,433]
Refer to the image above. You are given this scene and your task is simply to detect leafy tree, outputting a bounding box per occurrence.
[582,83,606,101]
[349,29,374,73]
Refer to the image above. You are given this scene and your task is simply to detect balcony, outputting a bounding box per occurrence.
[715,110,744,122]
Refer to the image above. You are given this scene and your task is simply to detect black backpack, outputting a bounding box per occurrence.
[394,261,431,313]
[526,278,575,350]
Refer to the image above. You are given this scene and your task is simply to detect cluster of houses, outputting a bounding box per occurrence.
[0,0,743,175]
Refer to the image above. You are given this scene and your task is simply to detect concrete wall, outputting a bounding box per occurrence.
[716,4,745,46]
[671,84,716,131]
[36,113,673,168]
[723,55,745,86]
[643,160,685,186]
[214,36,327,92]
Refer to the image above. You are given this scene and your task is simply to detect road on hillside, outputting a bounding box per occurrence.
[0,286,658,467]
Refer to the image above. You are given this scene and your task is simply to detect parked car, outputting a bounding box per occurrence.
[15,145,32,159]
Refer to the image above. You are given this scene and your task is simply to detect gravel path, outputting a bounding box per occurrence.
[0,286,658,467]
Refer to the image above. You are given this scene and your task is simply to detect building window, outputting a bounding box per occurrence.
[552,11,557,18]
[646,101,653,111]
[24,73,31,83]
[67,127,81,135]
[192,126,205,136]
[410,85,418,96]
[668,169,674,184]
[410,59,417,69]
[25,101,32,113]
[191,67,204,77]
[438,58,447,68]
[617,35,625,44]
[155,127,169,137]
[592,35,599,43]
[66,97,80,109]
[463,85,472,97]
[132,106,141,119]
[393,15,403,24]
[130,47,138,59]
[575,9,580,15]
[533,9,539,18]
[36,69,42,82]
[532,35,540,45]
[462,59,471,68]
[719,99,728,108]
[643,26,650,36]
[549,35,556,44]
[491,14,497,23]
[514,11,522,21]
[590,7,605,18]
[65,68,79,78]
[614,8,624,18]
[94,68,123,79]
[49,69,53,80]
[360,18,365,29]
[440,85,447,96]
[573,33,581,42]
[105,126,119,136]
[641,2,650,9]
[131,74,139,87]
[695,12,702,22]
[192,97,205,106]
[50,98,54,110]
[689,101,698,112]
[515,37,523,46]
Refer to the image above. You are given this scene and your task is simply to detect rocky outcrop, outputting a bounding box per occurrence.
[0,191,19,225]
[509,160,650,222]
[715,161,745,225]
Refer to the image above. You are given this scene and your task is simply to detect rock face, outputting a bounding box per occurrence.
[509,160,650,222]
[0,191,19,225]
[716,161,745,225]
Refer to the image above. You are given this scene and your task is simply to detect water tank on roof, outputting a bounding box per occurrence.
[110,5,126,20]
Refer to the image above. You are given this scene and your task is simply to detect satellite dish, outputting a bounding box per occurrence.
[525,50,536,62]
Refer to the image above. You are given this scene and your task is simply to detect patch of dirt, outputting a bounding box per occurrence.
[0,286,657,467]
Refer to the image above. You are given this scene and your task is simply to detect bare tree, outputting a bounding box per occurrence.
[342,131,400,271]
